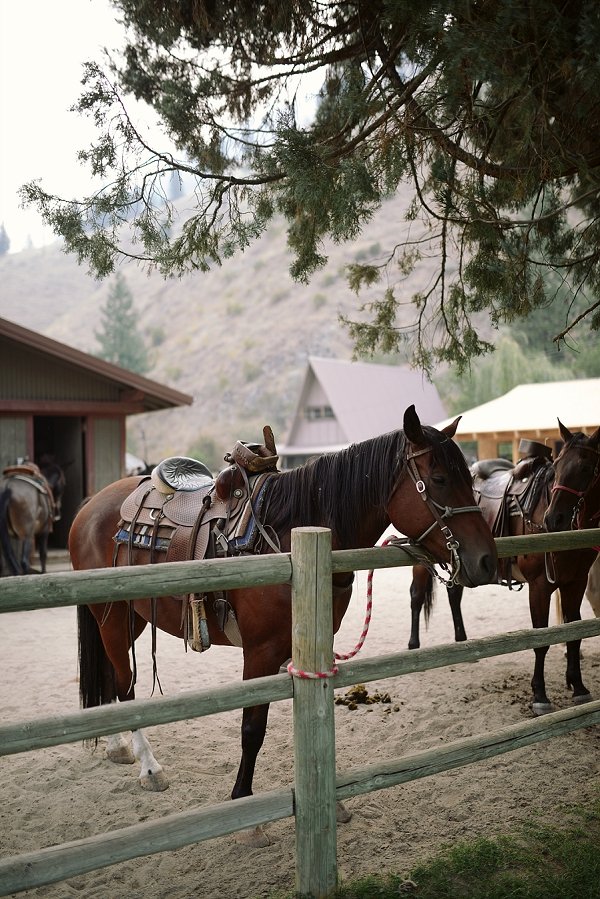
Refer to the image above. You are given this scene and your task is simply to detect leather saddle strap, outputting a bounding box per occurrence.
[186,492,213,560]
[238,467,280,553]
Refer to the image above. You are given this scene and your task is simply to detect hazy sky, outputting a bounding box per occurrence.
[0,1,125,253]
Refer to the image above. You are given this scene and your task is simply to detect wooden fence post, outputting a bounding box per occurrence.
[291,527,337,898]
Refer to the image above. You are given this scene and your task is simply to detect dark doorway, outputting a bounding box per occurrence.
[34,416,86,547]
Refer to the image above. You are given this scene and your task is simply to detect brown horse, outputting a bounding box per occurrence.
[409,420,600,715]
[0,460,65,575]
[69,405,497,830]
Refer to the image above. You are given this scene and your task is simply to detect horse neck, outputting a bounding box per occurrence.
[339,507,390,551]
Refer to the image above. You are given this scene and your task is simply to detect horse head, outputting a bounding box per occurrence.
[544,420,600,532]
[388,405,498,588]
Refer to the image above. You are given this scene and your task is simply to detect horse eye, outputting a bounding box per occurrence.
[431,475,446,487]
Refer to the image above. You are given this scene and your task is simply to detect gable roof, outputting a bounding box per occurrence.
[283,356,447,454]
[0,316,193,412]
[435,379,600,436]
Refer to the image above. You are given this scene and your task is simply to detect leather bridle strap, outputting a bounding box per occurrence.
[392,445,482,585]
[552,444,600,530]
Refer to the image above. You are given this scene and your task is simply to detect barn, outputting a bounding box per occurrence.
[280,356,447,468]
[0,316,192,546]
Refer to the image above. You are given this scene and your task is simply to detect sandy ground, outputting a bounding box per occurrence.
[2,550,600,898]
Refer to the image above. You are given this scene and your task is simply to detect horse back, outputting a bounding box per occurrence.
[69,476,144,570]
[0,475,52,538]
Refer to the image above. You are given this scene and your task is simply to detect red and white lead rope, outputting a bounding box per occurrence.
[287,536,396,679]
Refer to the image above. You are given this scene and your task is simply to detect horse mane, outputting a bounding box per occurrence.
[264,425,471,546]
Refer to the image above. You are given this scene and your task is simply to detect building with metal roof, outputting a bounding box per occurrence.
[436,378,600,461]
[280,357,447,468]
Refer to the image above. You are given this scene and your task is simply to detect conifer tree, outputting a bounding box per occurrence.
[20,0,600,371]
[95,274,150,374]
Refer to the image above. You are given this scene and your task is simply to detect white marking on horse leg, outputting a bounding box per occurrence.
[106,732,135,765]
[131,729,169,791]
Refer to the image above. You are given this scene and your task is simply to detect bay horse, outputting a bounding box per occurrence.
[0,459,65,575]
[409,420,600,715]
[69,405,497,838]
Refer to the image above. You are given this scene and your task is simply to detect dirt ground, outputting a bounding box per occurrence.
[2,551,600,898]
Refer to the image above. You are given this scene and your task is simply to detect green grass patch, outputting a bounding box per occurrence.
[268,800,600,898]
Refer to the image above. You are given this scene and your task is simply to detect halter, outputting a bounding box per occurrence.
[551,442,600,531]
[388,444,482,585]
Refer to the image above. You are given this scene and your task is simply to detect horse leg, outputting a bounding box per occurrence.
[560,583,592,705]
[448,583,467,642]
[20,536,34,574]
[408,566,433,649]
[36,531,49,574]
[80,603,168,791]
[528,578,554,715]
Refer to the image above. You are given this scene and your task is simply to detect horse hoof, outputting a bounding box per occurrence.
[106,746,135,765]
[531,702,554,716]
[336,801,352,824]
[235,825,271,848]
[140,769,169,791]
[572,692,593,705]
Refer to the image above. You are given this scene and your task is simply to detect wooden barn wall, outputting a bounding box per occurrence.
[89,417,124,493]
[0,339,120,401]
[0,417,28,469]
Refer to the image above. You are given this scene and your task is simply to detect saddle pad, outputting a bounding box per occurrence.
[118,472,276,557]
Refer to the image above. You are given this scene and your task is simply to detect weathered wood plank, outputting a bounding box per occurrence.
[336,698,600,799]
[0,673,293,757]
[3,616,600,757]
[0,553,292,613]
[0,789,293,896]
[2,529,599,615]
[333,618,600,690]
[331,528,600,574]
[291,527,338,898]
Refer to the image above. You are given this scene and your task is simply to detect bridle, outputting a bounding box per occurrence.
[551,442,600,531]
[387,443,482,585]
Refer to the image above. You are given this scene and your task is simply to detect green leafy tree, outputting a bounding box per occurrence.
[20,0,600,372]
[95,273,151,374]
[436,334,576,414]
[186,433,222,474]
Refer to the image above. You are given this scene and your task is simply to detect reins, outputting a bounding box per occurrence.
[396,445,482,587]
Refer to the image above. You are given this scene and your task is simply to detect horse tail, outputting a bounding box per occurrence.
[554,589,564,624]
[423,575,435,626]
[77,605,116,709]
[0,487,20,575]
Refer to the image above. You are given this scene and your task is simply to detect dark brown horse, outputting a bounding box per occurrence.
[69,406,497,836]
[409,420,600,715]
[0,460,65,575]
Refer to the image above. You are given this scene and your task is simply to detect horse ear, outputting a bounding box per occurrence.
[441,415,462,440]
[403,405,425,445]
[558,418,574,443]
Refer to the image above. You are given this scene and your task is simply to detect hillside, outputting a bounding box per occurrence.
[0,188,443,465]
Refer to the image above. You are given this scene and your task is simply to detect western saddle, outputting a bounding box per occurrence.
[114,426,280,652]
[470,438,554,586]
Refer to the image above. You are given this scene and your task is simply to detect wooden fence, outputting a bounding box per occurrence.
[1,526,600,898]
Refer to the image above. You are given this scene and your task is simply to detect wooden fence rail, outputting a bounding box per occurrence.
[1,527,600,897]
